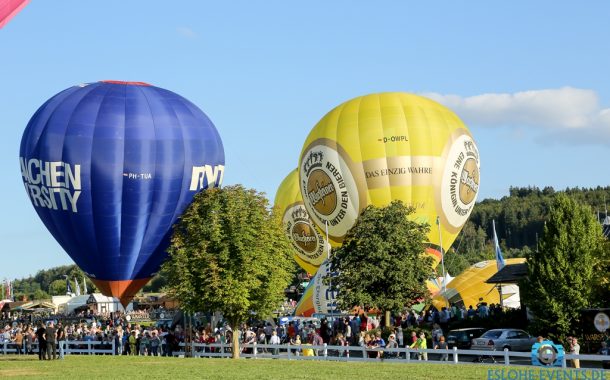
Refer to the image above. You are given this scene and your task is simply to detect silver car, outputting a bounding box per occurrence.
[470,329,536,351]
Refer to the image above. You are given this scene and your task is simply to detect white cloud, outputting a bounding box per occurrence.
[423,87,610,144]
[176,26,197,39]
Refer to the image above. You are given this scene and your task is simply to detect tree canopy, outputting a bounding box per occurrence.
[520,193,606,337]
[328,201,434,317]
[162,185,294,357]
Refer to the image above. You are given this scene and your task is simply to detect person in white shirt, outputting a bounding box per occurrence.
[269,330,281,357]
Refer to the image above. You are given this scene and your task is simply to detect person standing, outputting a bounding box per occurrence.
[13,328,23,355]
[434,335,448,361]
[56,323,66,359]
[35,323,47,360]
[570,337,580,369]
[45,322,57,360]
[128,331,137,356]
[25,327,33,355]
[150,332,160,356]
[269,330,281,357]
[344,318,352,346]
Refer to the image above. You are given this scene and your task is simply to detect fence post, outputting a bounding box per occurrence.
[323,343,328,358]
[59,341,64,359]
[504,348,509,365]
[362,346,367,360]
[112,339,116,356]
[453,346,458,364]
[562,356,567,368]
[253,342,257,359]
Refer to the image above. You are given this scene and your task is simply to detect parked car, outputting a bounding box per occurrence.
[471,329,537,352]
[446,328,487,349]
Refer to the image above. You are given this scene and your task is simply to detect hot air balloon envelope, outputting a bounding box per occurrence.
[20,81,225,305]
[298,92,480,265]
[432,258,525,310]
[275,169,329,274]
[0,0,29,28]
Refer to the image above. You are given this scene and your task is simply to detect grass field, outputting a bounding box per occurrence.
[0,355,605,380]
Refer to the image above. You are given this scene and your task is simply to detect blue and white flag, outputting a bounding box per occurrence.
[493,220,505,271]
[66,276,73,295]
[74,277,81,296]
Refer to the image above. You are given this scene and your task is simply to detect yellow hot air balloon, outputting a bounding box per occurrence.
[275,170,329,274]
[432,258,525,310]
[298,92,481,265]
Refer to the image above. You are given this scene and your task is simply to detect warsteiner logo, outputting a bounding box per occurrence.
[306,170,337,215]
[290,208,319,254]
[440,133,481,229]
[300,142,359,241]
[303,150,338,216]
[459,158,479,204]
[283,205,326,262]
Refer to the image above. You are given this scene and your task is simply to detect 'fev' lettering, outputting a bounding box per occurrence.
[189,164,225,191]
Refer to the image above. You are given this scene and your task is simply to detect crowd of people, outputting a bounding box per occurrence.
[2,302,608,365]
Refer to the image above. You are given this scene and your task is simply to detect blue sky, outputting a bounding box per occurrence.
[1,1,609,280]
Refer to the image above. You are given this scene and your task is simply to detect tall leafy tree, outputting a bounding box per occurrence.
[520,194,605,337]
[163,185,294,358]
[328,201,433,326]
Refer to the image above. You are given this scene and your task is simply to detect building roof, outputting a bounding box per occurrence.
[87,293,119,304]
[486,262,528,284]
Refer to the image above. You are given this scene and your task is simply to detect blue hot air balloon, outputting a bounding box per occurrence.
[19,81,225,305]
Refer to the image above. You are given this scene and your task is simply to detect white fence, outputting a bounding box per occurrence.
[0,340,115,356]
[1,341,608,369]
[169,342,609,369]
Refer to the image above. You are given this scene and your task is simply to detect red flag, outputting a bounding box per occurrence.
[0,0,29,29]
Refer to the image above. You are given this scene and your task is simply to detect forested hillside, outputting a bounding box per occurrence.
[443,186,610,275]
[10,265,97,301]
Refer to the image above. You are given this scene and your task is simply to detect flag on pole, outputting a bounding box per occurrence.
[493,220,505,271]
[74,277,81,296]
[83,276,88,294]
[66,276,73,295]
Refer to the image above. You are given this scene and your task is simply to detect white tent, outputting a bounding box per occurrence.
[63,295,90,314]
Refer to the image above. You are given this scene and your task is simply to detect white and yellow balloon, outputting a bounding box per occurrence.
[298,92,481,266]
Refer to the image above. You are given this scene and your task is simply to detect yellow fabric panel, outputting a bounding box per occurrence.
[432,258,526,309]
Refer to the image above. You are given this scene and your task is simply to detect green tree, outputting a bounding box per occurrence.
[48,279,67,295]
[328,201,434,326]
[32,289,50,300]
[520,194,605,337]
[162,185,294,358]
